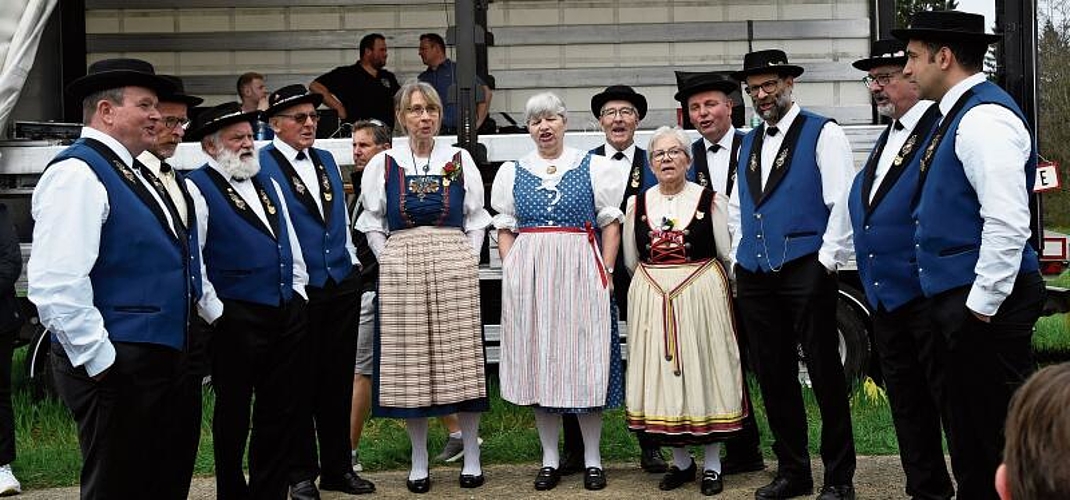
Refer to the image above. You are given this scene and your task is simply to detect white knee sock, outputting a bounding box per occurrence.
[576,412,603,469]
[457,412,482,476]
[672,446,693,469]
[533,409,561,468]
[703,443,723,473]
[405,418,430,480]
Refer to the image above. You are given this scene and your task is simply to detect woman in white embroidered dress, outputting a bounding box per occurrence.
[492,92,626,491]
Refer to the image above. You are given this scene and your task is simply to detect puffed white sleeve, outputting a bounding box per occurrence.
[354,150,390,235]
[590,155,626,227]
[622,194,640,275]
[459,148,492,232]
[491,161,519,231]
[185,179,223,324]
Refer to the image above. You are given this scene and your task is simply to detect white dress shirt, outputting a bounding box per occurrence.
[27,127,179,376]
[728,103,856,272]
[942,73,1034,316]
[870,101,935,201]
[137,150,189,227]
[601,142,637,191]
[703,127,738,196]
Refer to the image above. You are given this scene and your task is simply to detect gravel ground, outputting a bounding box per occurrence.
[16,456,915,499]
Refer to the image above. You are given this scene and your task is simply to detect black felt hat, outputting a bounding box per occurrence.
[673,71,740,103]
[892,10,1001,44]
[590,85,648,120]
[157,75,204,107]
[65,58,176,101]
[263,84,324,119]
[852,39,909,71]
[187,102,261,141]
[731,49,805,81]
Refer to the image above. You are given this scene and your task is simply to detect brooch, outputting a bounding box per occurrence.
[259,189,277,215]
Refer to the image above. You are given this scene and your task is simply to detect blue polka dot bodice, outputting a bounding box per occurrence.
[514,154,596,229]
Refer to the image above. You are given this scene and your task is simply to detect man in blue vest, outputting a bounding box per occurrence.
[847,39,952,500]
[675,71,767,477]
[28,58,202,499]
[258,85,373,498]
[728,49,857,500]
[185,102,311,500]
[895,11,1045,499]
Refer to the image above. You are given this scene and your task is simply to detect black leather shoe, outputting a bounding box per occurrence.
[584,467,607,491]
[640,447,669,473]
[721,453,767,475]
[816,484,855,500]
[459,473,485,488]
[290,480,321,500]
[560,452,584,475]
[754,476,813,499]
[406,476,431,494]
[701,470,724,496]
[320,471,375,494]
[534,466,561,491]
[658,460,697,491]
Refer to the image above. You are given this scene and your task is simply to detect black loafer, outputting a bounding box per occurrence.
[560,452,584,475]
[640,447,669,473]
[754,476,813,499]
[816,484,855,500]
[406,476,431,494]
[290,479,320,500]
[320,471,375,494]
[721,454,766,475]
[583,467,607,491]
[534,466,561,491]
[658,460,697,491]
[701,470,724,496]
[459,473,485,488]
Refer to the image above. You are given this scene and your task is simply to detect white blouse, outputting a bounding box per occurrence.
[490,147,626,231]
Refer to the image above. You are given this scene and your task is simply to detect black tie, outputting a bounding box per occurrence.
[766,126,779,137]
[612,151,626,161]
[708,144,723,153]
[159,161,173,174]
[296,151,307,161]
[893,120,905,131]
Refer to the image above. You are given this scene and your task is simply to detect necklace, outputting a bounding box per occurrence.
[411,142,434,174]
[659,182,685,200]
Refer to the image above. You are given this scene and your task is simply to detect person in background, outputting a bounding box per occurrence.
[237,71,273,140]
[311,33,401,127]
[0,202,22,496]
[996,362,1070,500]
[417,32,492,134]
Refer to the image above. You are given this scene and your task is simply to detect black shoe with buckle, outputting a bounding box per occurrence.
[640,447,669,473]
[721,453,766,475]
[459,473,485,488]
[290,480,320,500]
[534,466,561,491]
[406,476,431,494]
[658,460,696,491]
[754,476,813,499]
[701,470,724,496]
[583,467,607,490]
[816,484,855,500]
[320,471,375,495]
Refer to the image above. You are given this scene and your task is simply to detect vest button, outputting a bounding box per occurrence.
[755,214,762,219]
[874,281,880,286]
[757,234,763,239]
[868,253,874,258]
[326,249,331,253]
[864,224,870,230]
[757,253,763,258]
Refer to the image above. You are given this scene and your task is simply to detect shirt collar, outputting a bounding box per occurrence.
[605,142,636,162]
[895,100,936,132]
[940,73,987,117]
[82,126,135,168]
[766,102,801,133]
[136,150,165,176]
[272,137,307,163]
[705,126,737,152]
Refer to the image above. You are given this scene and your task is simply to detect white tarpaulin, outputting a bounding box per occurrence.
[0,0,58,137]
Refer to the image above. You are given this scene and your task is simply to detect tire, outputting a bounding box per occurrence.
[835,295,870,388]
[25,324,55,401]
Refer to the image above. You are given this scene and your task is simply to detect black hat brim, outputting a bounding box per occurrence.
[852,56,908,71]
[674,80,740,103]
[187,110,262,141]
[263,93,324,119]
[160,93,204,107]
[66,70,176,102]
[891,28,1001,45]
[730,64,805,82]
[590,91,647,120]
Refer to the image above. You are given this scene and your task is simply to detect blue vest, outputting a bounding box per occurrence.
[187,167,295,306]
[260,145,352,288]
[850,105,940,311]
[384,152,466,230]
[49,139,192,351]
[914,80,1039,297]
[736,110,830,272]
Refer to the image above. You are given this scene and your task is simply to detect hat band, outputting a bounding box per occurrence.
[272,93,311,108]
[205,110,246,127]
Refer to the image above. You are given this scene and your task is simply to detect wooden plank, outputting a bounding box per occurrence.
[88,0,444,8]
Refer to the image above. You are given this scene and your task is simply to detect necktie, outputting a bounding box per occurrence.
[612,151,626,161]
[296,151,308,161]
[708,144,723,153]
[893,120,905,131]
[160,161,173,174]
[766,126,780,137]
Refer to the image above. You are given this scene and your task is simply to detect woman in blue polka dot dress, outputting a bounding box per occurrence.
[491,92,626,491]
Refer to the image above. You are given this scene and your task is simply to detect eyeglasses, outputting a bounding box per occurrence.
[161,116,190,130]
[744,79,781,97]
[862,72,900,88]
[600,107,637,119]
[405,105,440,116]
[651,148,688,162]
[276,112,320,123]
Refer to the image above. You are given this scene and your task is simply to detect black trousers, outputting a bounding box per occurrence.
[0,326,14,466]
[872,299,953,500]
[724,302,763,461]
[161,317,213,500]
[292,272,361,482]
[927,272,1044,500]
[52,341,185,500]
[212,297,309,500]
[735,254,855,486]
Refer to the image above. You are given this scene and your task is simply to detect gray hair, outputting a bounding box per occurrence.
[647,126,693,163]
[352,119,393,146]
[523,92,567,124]
[393,79,443,135]
[82,87,126,122]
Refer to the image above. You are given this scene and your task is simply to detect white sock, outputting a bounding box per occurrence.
[406,418,430,480]
[449,430,462,439]
[576,412,603,469]
[703,443,723,473]
[533,409,561,468]
[457,412,482,476]
[672,447,693,469]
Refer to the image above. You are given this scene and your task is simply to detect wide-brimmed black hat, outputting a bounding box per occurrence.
[66,58,176,101]
[590,85,647,120]
[892,10,1001,44]
[187,102,261,141]
[157,75,203,107]
[673,71,739,103]
[731,49,805,81]
[852,39,908,71]
[263,84,324,118]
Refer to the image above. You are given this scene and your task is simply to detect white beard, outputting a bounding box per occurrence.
[876,102,896,118]
[217,147,261,179]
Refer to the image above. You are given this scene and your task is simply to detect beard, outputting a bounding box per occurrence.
[217,146,261,179]
[876,102,896,118]
[757,89,793,123]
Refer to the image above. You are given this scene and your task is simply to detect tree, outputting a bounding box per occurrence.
[1038,0,1070,225]
[896,0,960,27]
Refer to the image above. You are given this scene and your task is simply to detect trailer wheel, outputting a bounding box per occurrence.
[836,296,870,388]
[25,324,55,400]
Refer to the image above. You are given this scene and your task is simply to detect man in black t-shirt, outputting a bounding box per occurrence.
[311,33,401,128]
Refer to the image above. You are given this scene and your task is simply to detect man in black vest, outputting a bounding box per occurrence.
[847,38,952,500]
[729,50,857,500]
[674,71,766,476]
[895,11,1044,499]
[28,58,198,499]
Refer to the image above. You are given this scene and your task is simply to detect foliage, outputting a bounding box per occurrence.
[895,0,960,28]
[1039,1,1070,226]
